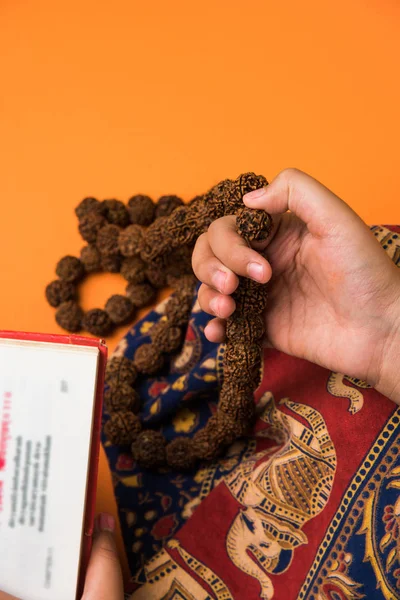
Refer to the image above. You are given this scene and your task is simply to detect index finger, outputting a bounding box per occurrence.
[207,216,272,284]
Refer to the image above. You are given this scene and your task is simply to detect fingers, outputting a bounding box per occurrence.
[198,284,235,319]
[204,317,226,343]
[192,218,272,290]
[208,218,272,283]
[82,514,124,600]
[244,168,359,238]
[192,232,239,294]
[203,317,275,347]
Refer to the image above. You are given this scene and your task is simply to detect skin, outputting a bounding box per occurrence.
[0,514,124,600]
[192,168,400,404]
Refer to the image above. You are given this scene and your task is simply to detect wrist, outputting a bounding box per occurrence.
[375,294,400,403]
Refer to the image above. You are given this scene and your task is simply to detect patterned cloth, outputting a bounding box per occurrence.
[102,225,400,599]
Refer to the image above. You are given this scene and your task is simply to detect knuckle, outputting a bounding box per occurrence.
[96,543,119,565]
[192,233,207,272]
[192,232,207,257]
[197,285,212,314]
[196,231,208,246]
[197,284,206,304]
[277,168,306,209]
[207,219,219,237]
[191,253,200,276]
[192,258,206,281]
[279,167,301,182]
[208,215,232,237]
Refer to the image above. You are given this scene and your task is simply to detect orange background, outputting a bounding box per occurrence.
[1,0,399,579]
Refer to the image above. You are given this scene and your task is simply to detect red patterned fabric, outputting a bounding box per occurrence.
[103,225,400,599]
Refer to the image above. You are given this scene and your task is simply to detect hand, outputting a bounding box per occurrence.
[192,168,400,402]
[0,513,124,600]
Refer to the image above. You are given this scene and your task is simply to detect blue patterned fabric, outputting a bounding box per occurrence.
[101,285,245,575]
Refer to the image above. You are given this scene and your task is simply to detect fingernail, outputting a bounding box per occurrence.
[244,187,268,202]
[97,513,115,533]
[248,262,264,281]
[212,269,227,293]
[209,296,220,316]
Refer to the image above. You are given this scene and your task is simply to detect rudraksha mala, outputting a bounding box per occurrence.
[46,173,272,470]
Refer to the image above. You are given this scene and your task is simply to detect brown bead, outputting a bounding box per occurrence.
[192,427,221,461]
[127,195,156,226]
[164,206,194,245]
[101,199,130,227]
[126,282,156,308]
[234,172,268,199]
[155,195,184,218]
[188,195,203,206]
[140,217,172,262]
[83,308,114,337]
[181,274,197,290]
[218,385,256,425]
[150,321,183,353]
[100,254,122,273]
[194,200,215,232]
[131,430,166,469]
[120,256,146,284]
[105,295,135,325]
[45,280,76,307]
[166,438,196,470]
[134,344,164,375]
[202,193,226,221]
[118,224,144,257]
[166,245,194,278]
[55,301,83,332]
[105,356,138,387]
[145,264,167,288]
[104,411,142,446]
[167,273,197,290]
[193,412,242,462]
[56,256,85,283]
[78,212,106,244]
[168,205,211,246]
[223,342,262,388]
[80,245,102,272]
[141,207,198,262]
[96,224,121,256]
[205,179,236,218]
[208,178,235,203]
[104,383,140,414]
[236,207,273,241]
[211,411,247,443]
[225,314,265,343]
[232,277,268,316]
[165,294,192,326]
[75,197,103,219]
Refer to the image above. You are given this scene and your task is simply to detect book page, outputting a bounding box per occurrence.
[0,339,99,600]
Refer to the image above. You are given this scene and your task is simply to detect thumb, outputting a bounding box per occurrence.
[82,514,124,600]
[243,168,361,238]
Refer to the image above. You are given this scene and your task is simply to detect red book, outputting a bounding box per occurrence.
[0,331,107,600]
